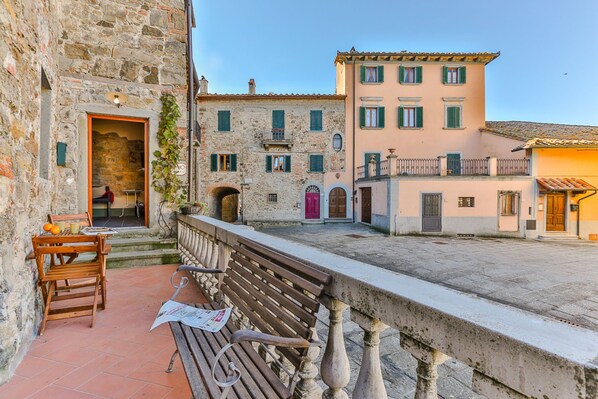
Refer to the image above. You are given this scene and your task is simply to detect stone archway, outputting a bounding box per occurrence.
[210,187,240,223]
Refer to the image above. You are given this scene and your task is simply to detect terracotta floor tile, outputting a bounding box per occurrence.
[14,356,59,378]
[126,361,188,388]
[129,383,171,399]
[29,385,98,399]
[1,361,76,398]
[78,372,147,399]
[43,346,103,367]
[161,383,192,399]
[0,374,26,394]
[54,353,123,389]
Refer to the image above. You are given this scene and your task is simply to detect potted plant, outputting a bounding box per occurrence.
[180,202,206,215]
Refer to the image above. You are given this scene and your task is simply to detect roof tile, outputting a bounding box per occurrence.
[537,177,597,192]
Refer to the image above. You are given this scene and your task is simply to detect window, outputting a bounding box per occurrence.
[399,106,423,128]
[217,110,230,131]
[272,110,285,139]
[458,197,475,207]
[210,153,237,172]
[500,192,518,216]
[360,65,384,83]
[443,66,466,84]
[446,106,462,129]
[359,106,385,128]
[310,110,323,131]
[266,155,291,173]
[268,193,278,203]
[332,134,342,151]
[399,66,422,84]
[309,155,324,172]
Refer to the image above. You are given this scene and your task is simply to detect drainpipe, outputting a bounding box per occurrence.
[185,0,195,201]
[351,56,356,223]
[576,190,597,237]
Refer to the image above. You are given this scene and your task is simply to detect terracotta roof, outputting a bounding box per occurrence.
[512,138,598,151]
[481,121,598,142]
[197,93,346,101]
[334,51,500,65]
[537,177,597,192]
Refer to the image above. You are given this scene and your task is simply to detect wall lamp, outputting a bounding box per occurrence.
[105,91,128,108]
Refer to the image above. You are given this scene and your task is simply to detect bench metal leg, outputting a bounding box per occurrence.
[166,349,179,373]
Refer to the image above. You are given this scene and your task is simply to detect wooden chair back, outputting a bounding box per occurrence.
[222,237,331,370]
[48,212,93,227]
[32,234,107,276]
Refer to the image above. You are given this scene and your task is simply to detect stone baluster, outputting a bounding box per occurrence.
[400,333,448,399]
[351,310,388,399]
[204,239,213,267]
[321,296,350,399]
[293,327,322,399]
[199,235,208,265]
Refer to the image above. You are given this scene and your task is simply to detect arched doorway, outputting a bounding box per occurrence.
[210,187,240,223]
[305,185,320,220]
[329,187,347,218]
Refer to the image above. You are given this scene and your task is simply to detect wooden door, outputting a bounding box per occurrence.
[361,187,371,224]
[422,193,442,232]
[305,185,320,219]
[546,193,566,231]
[329,187,346,218]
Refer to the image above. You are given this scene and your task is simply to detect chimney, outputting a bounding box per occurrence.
[199,75,208,94]
[248,78,256,94]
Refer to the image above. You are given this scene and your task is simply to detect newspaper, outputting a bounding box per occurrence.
[150,300,231,333]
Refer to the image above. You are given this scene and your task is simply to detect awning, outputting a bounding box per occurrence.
[537,177,597,192]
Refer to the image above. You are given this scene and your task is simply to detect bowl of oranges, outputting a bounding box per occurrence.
[43,223,62,235]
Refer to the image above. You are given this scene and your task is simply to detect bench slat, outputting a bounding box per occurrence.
[230,252,319,312]
[233,244,324,297]
[226,262,312,337]
[170,322,211,399]
[237,238,331,285]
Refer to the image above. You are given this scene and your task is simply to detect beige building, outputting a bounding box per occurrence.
[197,79,348,224]
[0,0,194,382]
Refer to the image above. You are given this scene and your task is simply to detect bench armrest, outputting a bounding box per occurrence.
[231,329,317,348]
[177,265,223,274]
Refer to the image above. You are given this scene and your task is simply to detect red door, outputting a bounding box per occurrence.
[305,193,320,219]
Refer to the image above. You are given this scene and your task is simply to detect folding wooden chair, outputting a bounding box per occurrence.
[48,212,93,227]
[32,234,108,335]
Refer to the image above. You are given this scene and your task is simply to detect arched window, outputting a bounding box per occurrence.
[332,134,342,151]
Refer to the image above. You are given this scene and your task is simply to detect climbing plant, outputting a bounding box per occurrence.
[151,93,186,235]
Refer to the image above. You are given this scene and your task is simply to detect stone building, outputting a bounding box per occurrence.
[197,79,349,224]
[0,0,194,383]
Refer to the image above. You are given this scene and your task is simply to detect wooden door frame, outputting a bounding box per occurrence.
[87,114,149,227]
[545,192,567,232]
[421,192,442,232]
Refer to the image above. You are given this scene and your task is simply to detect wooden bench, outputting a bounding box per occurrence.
[167,237,331,399]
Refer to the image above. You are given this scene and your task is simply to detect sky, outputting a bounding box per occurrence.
[192,0,598,125]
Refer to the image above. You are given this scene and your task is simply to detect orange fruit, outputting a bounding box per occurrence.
[50,225,61,235]
[43,223,53,232]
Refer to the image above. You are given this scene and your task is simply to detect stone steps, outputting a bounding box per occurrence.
[324,218,353,224]
[107,237,177,253]
[537,234,580,241]
[105,248,180,269]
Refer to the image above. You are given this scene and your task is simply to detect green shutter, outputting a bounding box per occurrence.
[318,155,324,172]
[442,66,448,84]
[459,66,466,83]
[360,65,366,83]
[273,110,284,129]
[217,111,230,131]
[56,142,67,166]
[378,107,385,128]
[447,107,454,128]
[230,154,237,171]
[284,155,291,172]
[377,66,384,82]
[310,155,324,172]
[398,106,404,127]
[399,66,405,83]
[416,106,423,128]
[310,110,322,131]
[266,156,272,172]
[359,107,365,128]
[210,154,218,171]
[416,66,422,83]
[454,107,461,127]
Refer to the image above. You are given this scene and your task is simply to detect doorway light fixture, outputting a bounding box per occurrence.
[105,91,128,108]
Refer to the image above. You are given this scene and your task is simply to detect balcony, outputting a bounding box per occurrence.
[177,215,598,398]
[262,128,293,150]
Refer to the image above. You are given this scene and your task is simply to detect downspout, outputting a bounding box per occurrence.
[185,0,195,201]
[351,57,356,223]
[576,190,597,237]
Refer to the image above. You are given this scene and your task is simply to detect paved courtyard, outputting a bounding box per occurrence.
[260,223,598,332]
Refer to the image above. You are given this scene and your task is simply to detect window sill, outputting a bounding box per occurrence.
[399,82,421,85]
[443,127,466,130]
[361,82,383,85]
[309,129,325,132]
[399,127,423,130]
[443,83,465,86]
[217,130,233,133]
[360,127,384,130]
[308,171,325,174]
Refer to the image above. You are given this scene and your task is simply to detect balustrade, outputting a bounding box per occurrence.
[177,215,598,399]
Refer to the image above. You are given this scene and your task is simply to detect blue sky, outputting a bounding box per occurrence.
[192,0,598,125]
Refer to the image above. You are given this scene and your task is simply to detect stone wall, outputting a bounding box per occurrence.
[0,0,191,384]
[197,96,346,223]
[0,0,61,384]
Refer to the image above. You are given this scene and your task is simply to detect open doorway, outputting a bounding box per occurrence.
[210,187,240,223]
[88,115,148,228]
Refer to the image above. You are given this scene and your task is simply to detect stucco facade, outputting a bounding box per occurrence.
[0,0,193,383]
[197,92,349,224]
